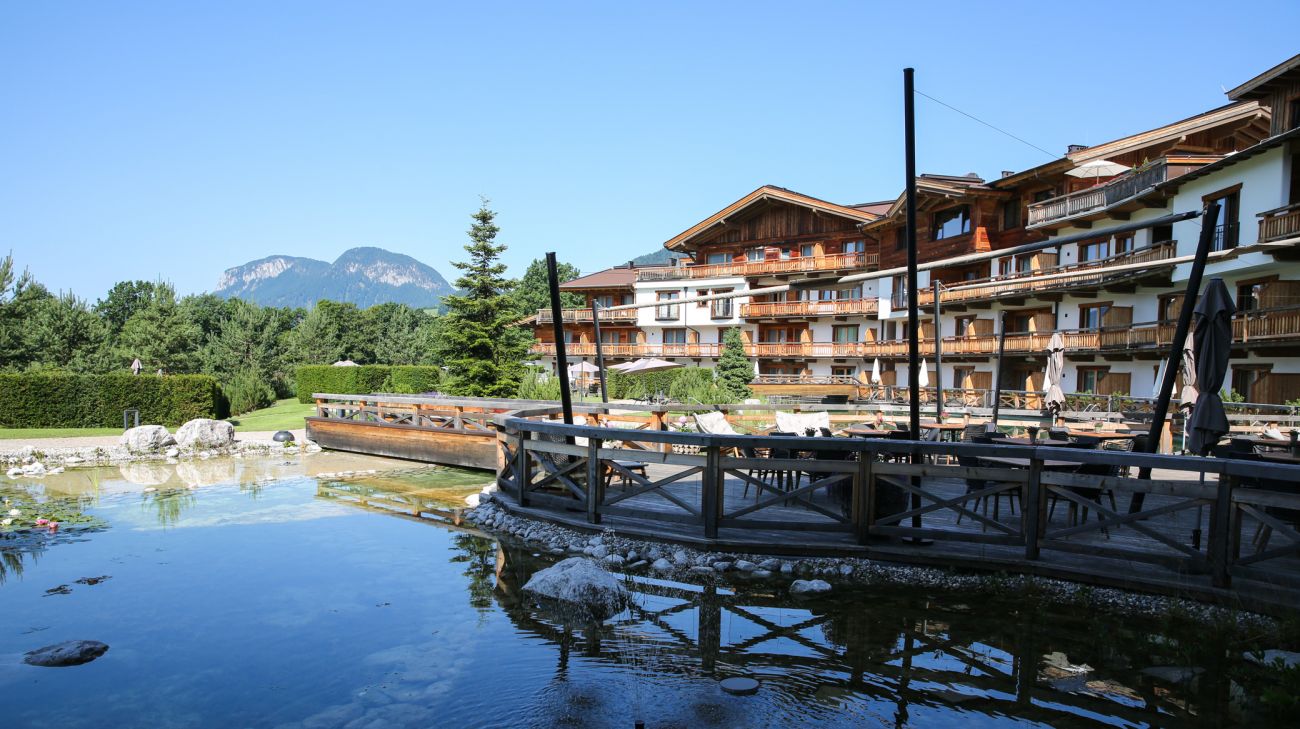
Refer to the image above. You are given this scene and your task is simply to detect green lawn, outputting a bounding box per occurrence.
[0,398,315,440]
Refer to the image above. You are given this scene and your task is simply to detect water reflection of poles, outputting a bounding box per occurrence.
[895,627,914,728]
[699,583,721,675]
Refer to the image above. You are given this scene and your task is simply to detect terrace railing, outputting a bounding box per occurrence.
[1258,202,1300,244]
[536,308,638,324]
[740,298,878,318]
[1027,158,1175,228]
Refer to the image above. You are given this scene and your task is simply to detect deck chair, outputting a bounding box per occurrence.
[775,411,831,438]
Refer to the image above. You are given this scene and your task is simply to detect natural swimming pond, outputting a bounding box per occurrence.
[1,453,1297,727]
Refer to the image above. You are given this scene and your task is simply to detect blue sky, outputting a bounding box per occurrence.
[2,1,1297,299]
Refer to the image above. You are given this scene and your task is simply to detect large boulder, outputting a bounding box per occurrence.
[175,419,235,449]
[23,640,109,667]
[120,425,175,454]
[523,557,629,620]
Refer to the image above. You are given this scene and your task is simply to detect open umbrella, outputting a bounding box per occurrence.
[568,361,599,375]
[1066,159,1130,185]
[1186,278,1235,455]
[332,360,359,367]
[615,358,683,375]
[1043,332,1066,416]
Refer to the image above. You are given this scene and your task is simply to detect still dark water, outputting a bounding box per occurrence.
[0,456,1295,728]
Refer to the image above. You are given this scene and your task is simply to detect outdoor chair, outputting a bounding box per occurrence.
[955,451,1018,527]
[775,410,831,437]
[805,443,856,516]
[763,431,803,493]
[1048,427,1071,441]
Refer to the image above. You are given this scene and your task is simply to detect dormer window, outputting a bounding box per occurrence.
[932,206,971,240]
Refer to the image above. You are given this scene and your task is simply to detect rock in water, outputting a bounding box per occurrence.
[175,419,235,449]
[522,557,629,620]
[23,640,109,667]
[120,425,176,454]
[790,579,833,596]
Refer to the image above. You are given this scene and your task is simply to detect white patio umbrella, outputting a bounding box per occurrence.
[1178,333,1198,409]
[616,358,683,375]
[918,358,929,388]
[1066,159,1130,185]
[568,361,599,374]
[332,360,359,367]
[130,358,142,375]
[1043,332,1066,416]
[870,358,883,384]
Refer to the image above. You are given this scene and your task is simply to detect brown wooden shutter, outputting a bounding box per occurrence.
[1102,306,1133,327]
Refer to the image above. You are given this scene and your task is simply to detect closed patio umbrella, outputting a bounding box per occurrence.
[1178,333,1198,409]
[1186,278,1234,455]
[1043,332,1066,417]
[870,358,882,385]
[917,358,929,389]
[130,358,142,375]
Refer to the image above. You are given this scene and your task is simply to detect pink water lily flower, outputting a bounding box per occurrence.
[47,521,59,532]
[35,518,49,526]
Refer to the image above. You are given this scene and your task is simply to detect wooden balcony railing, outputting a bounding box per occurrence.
[740,298,879,318]
[1027,158,1175,228]
[1258,203,1300,244]
[636,250,877,281]
[912,240,1178,306]
[535,308,638,324]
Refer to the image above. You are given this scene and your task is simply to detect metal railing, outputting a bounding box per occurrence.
[1027,158,1176,228]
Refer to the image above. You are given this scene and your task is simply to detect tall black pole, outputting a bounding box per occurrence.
[991,310,1008,427]
[591,299,609,403]
[904,67,920,440]
[933,279,944,422]
[1132,201,1221,503]
[545,252,574,425]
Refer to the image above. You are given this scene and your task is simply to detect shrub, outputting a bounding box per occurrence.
[0,372,225,428]
[223,370,276,415]
[609,366,736,404]
[517,366,562,400]
[294,364,442,402]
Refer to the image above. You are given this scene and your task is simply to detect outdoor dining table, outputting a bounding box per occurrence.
[1000,438,1073,447]
[843,427,894,438]
[978,456,1081,470]
[1258,452,1300,465]
[1066,430,1136,441]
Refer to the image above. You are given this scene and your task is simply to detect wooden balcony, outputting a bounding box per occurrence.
[636,251,877,281]
[1026,157,1217,230]
[535,308,638,324]
[740,298,879,319]
[1258,203,1300,244]
[911,241,1178,307]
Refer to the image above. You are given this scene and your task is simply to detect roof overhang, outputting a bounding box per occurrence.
[663,185,879,252]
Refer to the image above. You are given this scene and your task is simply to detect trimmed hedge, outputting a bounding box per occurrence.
[0,373,226,428]
[295,365,442,402]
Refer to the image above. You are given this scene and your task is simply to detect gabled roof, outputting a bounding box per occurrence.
[987,101,1268,190]
[863,174,1003,228]
[559,266,646,290]
[1228,53,1300,101]
[663,185,881,251]
[1157,125,1300,193]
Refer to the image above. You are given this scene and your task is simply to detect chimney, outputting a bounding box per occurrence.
[1067,144,1087,154]
[1001,170,1015,178]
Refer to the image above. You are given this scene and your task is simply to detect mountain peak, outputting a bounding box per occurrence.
[215,247,451,309]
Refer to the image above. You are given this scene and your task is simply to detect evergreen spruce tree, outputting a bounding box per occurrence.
[115,282,200,373]
[439,198,529,397]
[715,327,753,401]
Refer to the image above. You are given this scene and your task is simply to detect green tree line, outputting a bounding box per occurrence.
[0,200,579,413]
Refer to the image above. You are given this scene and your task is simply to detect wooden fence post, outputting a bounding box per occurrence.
[1211,473,1233,588]
[1023,456,1043,561]
[702,445,720,539]
[854,450,873,545]
[516,431,531,506]
[587,437,603,525]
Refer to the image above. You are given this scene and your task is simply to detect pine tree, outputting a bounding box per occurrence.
[115,282,200,373]
[511,257,582,316]
[439,199,530,397]
[716,327,753,401]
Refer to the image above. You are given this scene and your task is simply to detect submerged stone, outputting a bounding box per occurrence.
[790,579,832,596]
[23,640,109,667]
[522,557,628,620]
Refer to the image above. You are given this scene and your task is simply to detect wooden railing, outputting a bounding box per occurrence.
[740,298,878,318]
[1258,203,1300,244]
[536,308,638,324]
[914,241,1178,306]
[636,251,877,281]
[496,405,1300,613]
[1027,158,1174,228]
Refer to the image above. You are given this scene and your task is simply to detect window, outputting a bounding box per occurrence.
[1016,255,1033,274]
[710,289,733,318]
[891,274,908,307]
[1079,303,1111,330]
[706,252,729,265]
[832,325,859,343]
[998,258,1012,277]
[746,247,765,262]
[593,294,616,308]
[931,206,971,240]
[952,366,974,389]
[895,226,907,251]
[1002,199,1021,230]
[662,329,687,345]
[655,291,680,320]
[1114,233,1134,255]
[1206,186,1241,251]
[800,244,816,258]
[1006,311,1034,333]
[844,240,866,254]
[779,247,794,260]
[1289,97,1300,132]
[1079,239,1110,262]
[836,284,863,301]
[562,330,579,344]
[1237,282,1263,312]
[1033,188,1056,204]
[600,330,623,344]
[831,366,856,378]
[1078,367,1107,393]
[883,321,899,340]
[954,316,976,337]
